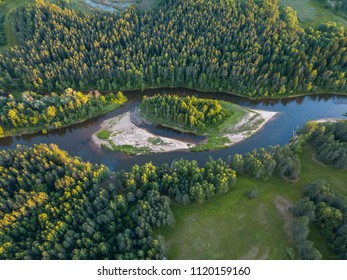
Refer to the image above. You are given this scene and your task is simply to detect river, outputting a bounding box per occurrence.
[1,88,346,171]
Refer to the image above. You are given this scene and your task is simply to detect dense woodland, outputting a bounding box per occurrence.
[0,88,127,137]
[1,0,347,96]
[231,142,302,181]
[0,144,236,259]
[140,94,230,130]
[299,121,347,169]
[292,180,347,259]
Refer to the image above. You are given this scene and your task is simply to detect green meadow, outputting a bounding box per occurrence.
[156,146,345,259]
[280,0,347,28]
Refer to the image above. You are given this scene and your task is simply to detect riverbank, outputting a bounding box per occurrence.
[0,102,125,139]
[313,118,346,123]
[92,107,278,155]
[92,111,192,155]
[112,86,347,102]
[224,109,278,145]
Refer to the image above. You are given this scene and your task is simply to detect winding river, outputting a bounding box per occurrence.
[1,88,347,171]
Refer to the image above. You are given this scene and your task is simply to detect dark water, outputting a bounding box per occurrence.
[1,88,347,171]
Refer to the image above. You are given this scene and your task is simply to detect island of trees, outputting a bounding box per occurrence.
[94,94,269,154]
[0,88,127,138]
[140,94,231,131]
[1,0,347,97]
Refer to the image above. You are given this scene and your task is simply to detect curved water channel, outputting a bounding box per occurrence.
[1,88,347,171]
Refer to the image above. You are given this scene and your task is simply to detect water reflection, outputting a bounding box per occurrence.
[1,88,347,171]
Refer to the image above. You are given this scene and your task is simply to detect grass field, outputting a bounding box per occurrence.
[280,0,347,28]
[156,146,345,259]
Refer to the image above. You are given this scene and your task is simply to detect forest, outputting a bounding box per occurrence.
[140,94,230,130]
[0,88,127,137]
[299,121,347,169]
[231,143,302,181]
[1,0,347,96]
[0,144,236,259]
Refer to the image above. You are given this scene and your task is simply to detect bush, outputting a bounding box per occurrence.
[97,129,112,140]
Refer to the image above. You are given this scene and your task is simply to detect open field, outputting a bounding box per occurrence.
[156,146,345,259]
[280,0,347,28]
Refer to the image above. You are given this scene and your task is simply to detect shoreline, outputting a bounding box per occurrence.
[312,118,346,123]
[0,102,125,139]
[223,109,278,145]
[92,112,192,154]
[92,108,279,155]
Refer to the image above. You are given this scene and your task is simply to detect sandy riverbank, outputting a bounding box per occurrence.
[92,108,278,155]
[225,109,278,144]
[92,112,192,154]
[313,118,346,123]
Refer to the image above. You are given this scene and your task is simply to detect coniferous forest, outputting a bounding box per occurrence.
[1,0,347,96]
[140,94,230,130]
[0,144,236,259]
[1,0,347,261]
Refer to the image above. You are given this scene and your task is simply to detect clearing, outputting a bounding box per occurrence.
[280,0,347,28]
[155,146,344,259]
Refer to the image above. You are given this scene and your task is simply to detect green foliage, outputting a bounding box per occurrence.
[246,187,259,199]
[299,121,347,168]
[157,146,347,260]
[318,0,347,14]
[292,180,347,259]
[2,0,347,96]
[231,143,301,181]
[104,143,152,155]
[126,158,237,205]
[0,144,172,260]
[148,137,165,146]
[0,88,127,137]
[0,13,6,46]
[140,94,230,130]
[280,0,347,28]
[291,216,322,259]
[96,129,112,140]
